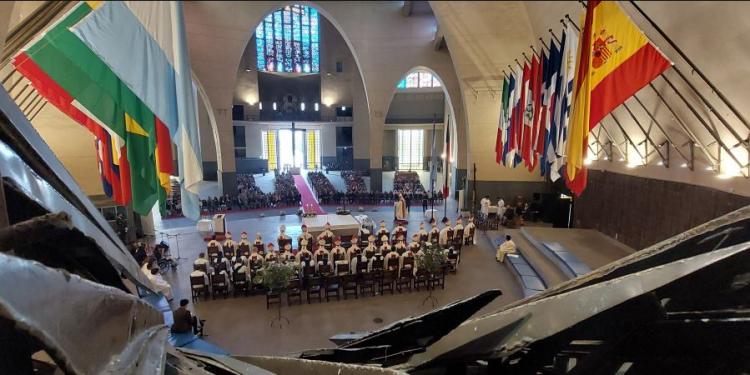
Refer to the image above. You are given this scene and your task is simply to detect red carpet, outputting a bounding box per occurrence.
[293,175,326,215]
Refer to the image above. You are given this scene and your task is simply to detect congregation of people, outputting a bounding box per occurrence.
[199,172,302,214]
[187,217,477,303]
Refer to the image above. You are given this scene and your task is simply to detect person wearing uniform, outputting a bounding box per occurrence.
[248,246,265,270]
[330,237,348,274]
[313,242,330,267]
[400,245,417,276]
[480,195,491,218]
[376,220,389,238]
[317,223,334,243]
[453,218,464,244]
[194,252,210,269]
[238,231,251,255]
[298,224,313,249]
[295,244,313,266]
[279,243,294,263]
[223,232,236,256]
[394,237,407,254]
[464,217,476,245]
[206,236,221,261]
[253,233,264,255]
[378,234,391,256]
[428,222,440,244]
[417,222,428,243]
[264,243,279,264]
[384,246,401,271]
[346,236,361,263]
[190,263,209,288]
[392,222,406,241]
[439,220,453,247]
[363,235,378,260]
[408,234,421,253]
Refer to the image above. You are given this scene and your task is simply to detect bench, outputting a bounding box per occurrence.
[494,238,547,298]
[519,228,591,280]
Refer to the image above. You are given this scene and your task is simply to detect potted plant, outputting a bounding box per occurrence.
[416,243,448,308]
[262,262,295,328]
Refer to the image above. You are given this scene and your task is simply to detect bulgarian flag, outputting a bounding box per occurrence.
[14,1,203,218]
[564,0,671,196]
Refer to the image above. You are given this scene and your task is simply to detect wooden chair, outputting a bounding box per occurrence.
[419,234,428,243]
[190,275,208,301]
[232,271,248,297]
[446,229,454,244]
[356,256,369,274]
[402,257,415,270]
[429,267,446,290]
[386,257,400,271]
[210,273,229,299]
[414,269,430,291]
[396,271,413,293]
[381,269,396,294]
[266,289,282,309]
[306,276,322,304]
[224,246,236,259]
[278,238,292,249]
[370,258,384,272]
[324,276,341,301]
[343,274,359,299]
[194,263,208,273]
[452,229,464,251]
[337,263,350,275]
[318,263,332,277]
[238,243,250,255]
[253,243,264,254]
[287,278,303,306]
[465,228,475,245]
[359,271,378,297]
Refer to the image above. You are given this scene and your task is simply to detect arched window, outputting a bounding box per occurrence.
[396,70,442,89]
[256,5,319,73]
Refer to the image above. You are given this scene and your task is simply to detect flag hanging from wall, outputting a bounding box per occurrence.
[496,77,509,164]
[14,1,204,219]
[564,0,672,196]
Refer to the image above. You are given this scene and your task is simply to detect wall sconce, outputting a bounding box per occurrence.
[314,103,319,112]
[259,102,263,110]
[272,102,277,111]
[341,106,346,111]
[300,102,306,111]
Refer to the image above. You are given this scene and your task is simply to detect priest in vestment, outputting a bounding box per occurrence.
[394,193,408,221]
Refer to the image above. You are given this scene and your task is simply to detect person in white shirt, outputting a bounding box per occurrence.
[463,217,476,245]
[428,221,440,244]
[497,197,505,213]
[223,232,236,254]
[496,234,517,262]
[264,243,279,263]
[279,244,294,263]
[454,217,464,239]
[480,195,491,218]
[417,222,428,243]
[193,252,209,268]
[331,237,348,274]
[190,266,208,287]
[148,267,173,301]
[439,220,453,247]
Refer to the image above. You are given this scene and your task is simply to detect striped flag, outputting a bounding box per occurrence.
[496,77,509,164]
[565,0,671,195]
[502,72,517,166]
[70,1,203,220]
[550,25,578,182]
[541,39,562,178]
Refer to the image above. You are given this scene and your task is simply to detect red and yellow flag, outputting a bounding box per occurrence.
[565,0,671,196]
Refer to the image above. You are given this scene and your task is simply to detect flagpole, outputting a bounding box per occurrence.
[430,113,436,222]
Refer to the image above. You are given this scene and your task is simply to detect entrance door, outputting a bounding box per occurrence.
[278,129,306,170]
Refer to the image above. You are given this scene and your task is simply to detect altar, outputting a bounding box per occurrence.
[302,214,363,237]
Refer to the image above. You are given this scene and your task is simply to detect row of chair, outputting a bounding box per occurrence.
[267,266,448,308]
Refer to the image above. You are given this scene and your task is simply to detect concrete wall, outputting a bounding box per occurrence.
[385,91,445,124]
[575,170,750,250]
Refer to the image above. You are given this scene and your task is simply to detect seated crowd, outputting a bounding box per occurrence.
[187,217,477,303]
[342,170,367,194]
[307,171,337,204]
[199,172,301,214]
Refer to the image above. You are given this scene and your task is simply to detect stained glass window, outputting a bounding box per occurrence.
[397,71,441,89]
[256,5,319,73]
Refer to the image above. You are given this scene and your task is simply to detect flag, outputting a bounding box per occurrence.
[543,37,563,179]
[496,77,509,164]
[69,1,203,220]
[502,72,517,166]
[550,25,579,182]
[517,63,531,167]
[532,50,549,172]
[442,123,450,199]
[13,2,163,215]
[565,0,671,196]
[521,57,538,169]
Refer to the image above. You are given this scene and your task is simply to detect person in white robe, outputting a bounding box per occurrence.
[496,235,517,262]
[238,232,251,255]
[331,237,348,274]
[394,193,408,221]
[428,222,440,244]
[464,217,476,244]
[480,195,491,218]
[439,220,453,247]
[148,267,173,300]
[223,232,236,255]
[279,244,294,263]
[417,222,428,243]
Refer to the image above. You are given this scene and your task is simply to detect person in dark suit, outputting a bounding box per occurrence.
[171,299,204,335]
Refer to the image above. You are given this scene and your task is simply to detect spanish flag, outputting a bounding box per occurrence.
[565,0,671,196]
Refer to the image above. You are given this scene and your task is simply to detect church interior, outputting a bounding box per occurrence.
[0,1,749,374]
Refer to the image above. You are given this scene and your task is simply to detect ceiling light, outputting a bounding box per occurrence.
[618,157,625,162]
[341,106,346,111]
[656,161,664,166]
[680,162,688,168]
[314,103,319,112]
[705,166,714,171]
